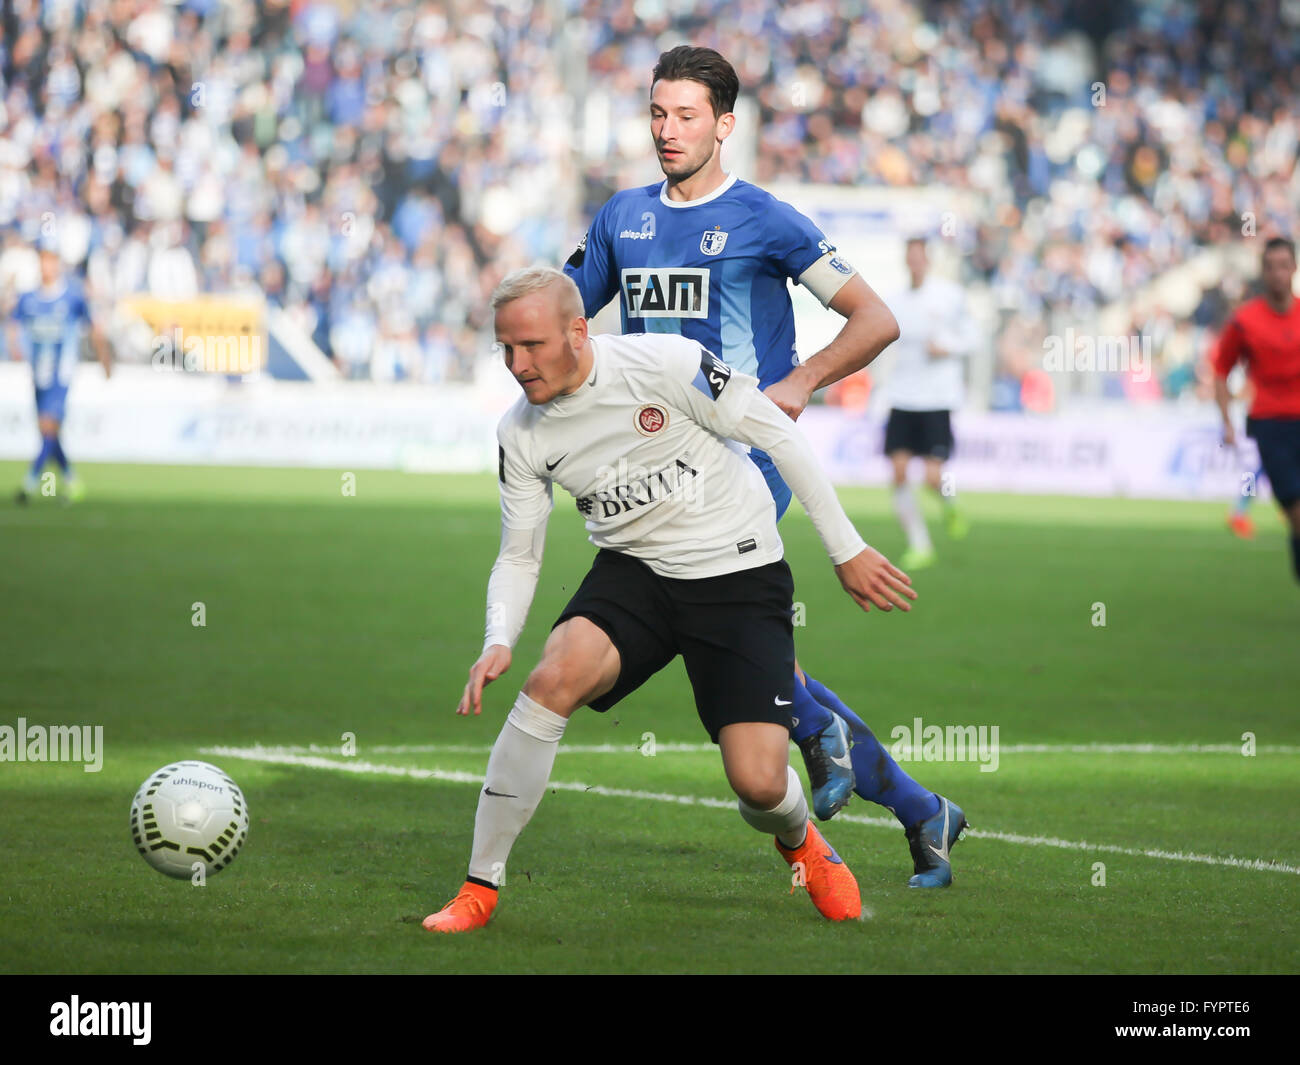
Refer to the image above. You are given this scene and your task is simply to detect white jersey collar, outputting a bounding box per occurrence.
[659,172,737,209]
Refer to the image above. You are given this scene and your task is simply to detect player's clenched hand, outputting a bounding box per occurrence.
[763,374,815,421]
[834,546,917,613]
[457,644,512,716]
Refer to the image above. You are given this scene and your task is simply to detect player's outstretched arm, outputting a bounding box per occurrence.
[731,389,916,613]
[457,519,547,715]
[463,420,554,714]
[666,339,914,612]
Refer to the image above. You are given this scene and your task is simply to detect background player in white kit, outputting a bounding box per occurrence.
[423,267,916,933]
[882,236,975,570]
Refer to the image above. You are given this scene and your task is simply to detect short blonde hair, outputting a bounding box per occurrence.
[490,265,584,323]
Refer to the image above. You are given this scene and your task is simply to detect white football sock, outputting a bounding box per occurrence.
[737,765,808,849]
[893,483,932,551]
[467,691,568,886]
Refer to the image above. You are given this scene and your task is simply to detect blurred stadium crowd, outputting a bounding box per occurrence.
[0,0,1296,400]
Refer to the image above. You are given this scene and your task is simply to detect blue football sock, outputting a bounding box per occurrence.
[804,674,940,827]
[50,437,71,475]
[29,436,57,481]
[788,674,834,744]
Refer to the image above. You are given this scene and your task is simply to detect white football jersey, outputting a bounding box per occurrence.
[496,332,782,579]
[881,275,972,411]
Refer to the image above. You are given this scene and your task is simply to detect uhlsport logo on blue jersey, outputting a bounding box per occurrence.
[619,212,656,240]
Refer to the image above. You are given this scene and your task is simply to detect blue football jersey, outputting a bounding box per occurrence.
[564,174,856,516]
[13,280,90,391]
[564,174,856,388]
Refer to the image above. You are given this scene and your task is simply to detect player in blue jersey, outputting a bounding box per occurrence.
[564,46,966,886]
[9,248,111,504]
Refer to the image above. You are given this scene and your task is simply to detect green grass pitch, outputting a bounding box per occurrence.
[0,460,1296,974]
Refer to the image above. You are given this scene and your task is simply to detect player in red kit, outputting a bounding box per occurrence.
[1213,238,1300,581]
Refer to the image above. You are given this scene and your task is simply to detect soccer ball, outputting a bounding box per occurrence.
[130,760,249,879]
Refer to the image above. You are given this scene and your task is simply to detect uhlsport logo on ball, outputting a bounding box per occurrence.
[130,760,249,879]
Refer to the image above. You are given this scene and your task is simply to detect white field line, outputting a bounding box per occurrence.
[227,741,1300,757]
[201,745,1300,877]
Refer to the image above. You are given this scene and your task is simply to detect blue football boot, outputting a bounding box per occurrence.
[797,714,855,821]
[905,796,967,888]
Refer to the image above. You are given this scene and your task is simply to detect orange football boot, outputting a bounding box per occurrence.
[422,880,498,933]
[1227,511,1256,539]
[776,820,862,921]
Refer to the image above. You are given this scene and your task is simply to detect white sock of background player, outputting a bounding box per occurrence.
[893,483,933,552]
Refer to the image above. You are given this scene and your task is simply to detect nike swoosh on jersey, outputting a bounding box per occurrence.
[545,454,568,471]
[774,696,792,706]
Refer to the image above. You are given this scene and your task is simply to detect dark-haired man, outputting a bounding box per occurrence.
[564,45,967,887]
[1214,237,1300,581]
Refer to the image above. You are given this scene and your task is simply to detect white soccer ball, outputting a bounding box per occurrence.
[130,760,249,879]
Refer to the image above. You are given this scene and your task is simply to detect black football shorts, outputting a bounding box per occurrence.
[1247,416,1300,508]
[554,549,796,743]
[884,408,955,460]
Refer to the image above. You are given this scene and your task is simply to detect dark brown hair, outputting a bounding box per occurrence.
[1263,236,1296,262]
[651,46,739,119]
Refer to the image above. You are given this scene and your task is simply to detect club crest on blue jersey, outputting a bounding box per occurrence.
[700,229,729,256]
